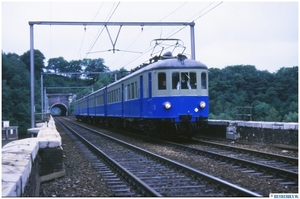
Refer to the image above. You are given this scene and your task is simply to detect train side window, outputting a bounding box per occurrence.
[89,96,94,106]
[116,89,118,102]
[131,83,134,99]
[158,72,166,90]
[97,94,103,105]
[172,72,180,89]
[125,85,128,101]
[127,84,131,100]
[135,81,138,98]
[190,72,197,89]
[113,90,116,102]
[201,72,207,89]
[110,91,112,103]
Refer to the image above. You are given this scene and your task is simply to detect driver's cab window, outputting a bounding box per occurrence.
[172,72,196,89]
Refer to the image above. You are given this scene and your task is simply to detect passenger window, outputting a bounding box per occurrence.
[125,85,128,101]
[131,83,134,99]
[158,73,166,90]
[172,72,180,89]
[201,72,207,89]
[135,82,138,98]
[128,84,131,99]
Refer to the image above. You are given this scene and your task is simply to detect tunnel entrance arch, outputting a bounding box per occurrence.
[50,103,68,116]
[47,93,74,116]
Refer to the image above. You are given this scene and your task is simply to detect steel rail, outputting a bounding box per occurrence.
[57,118,162,196]
[159,139,298,184]
[195,139,298,166]
[64,119,262,197]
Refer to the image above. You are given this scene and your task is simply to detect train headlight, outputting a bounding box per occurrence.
[199,101,206,109]
[163,101,171,110]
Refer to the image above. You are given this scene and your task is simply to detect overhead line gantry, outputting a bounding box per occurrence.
[29,21,197,128]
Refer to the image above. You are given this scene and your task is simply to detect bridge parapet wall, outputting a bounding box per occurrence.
[205,120,298,146]
[2,116,63,197]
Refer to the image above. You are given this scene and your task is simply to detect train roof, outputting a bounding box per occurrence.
[122,55,207,80]
[75,54,208,100]
[148,57,207,70]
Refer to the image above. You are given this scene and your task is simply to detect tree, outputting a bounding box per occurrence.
[68,60,82,72]
[20,49,45,75]
[251,101,270,121]
[2,52,31,137]
[114,67,130,80]
[265,107,281,122]
[2,80,13,119]
[47,57,69,73]
[282,112,298,122]
[93,74,112,90]
[83,58,110,83]
[208,65,298,122]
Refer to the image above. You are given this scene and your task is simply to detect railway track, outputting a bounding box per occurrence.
[128,134,298,188]
[192,139,298,173]
[156,138,298,187]
[56,118,139,196]
[94,119,298,188]
[55,117,261,197]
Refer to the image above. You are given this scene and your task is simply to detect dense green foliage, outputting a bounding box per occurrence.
[2,53,31,135]
[209,65,298,122]
[2,51,298,138]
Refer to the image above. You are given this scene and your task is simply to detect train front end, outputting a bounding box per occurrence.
[149,58,209,138]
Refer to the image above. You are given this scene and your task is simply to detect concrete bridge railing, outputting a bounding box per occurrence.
[2,116,63,197]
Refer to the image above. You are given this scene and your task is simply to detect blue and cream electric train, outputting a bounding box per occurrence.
[73,52,209,138]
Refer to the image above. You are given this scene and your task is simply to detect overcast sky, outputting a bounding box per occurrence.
[2,1,298,73]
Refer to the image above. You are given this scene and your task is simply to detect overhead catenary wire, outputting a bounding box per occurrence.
[125,1,223,69]
[110,2,189,69]
[85,2,120,57]
[86,2,188,69]
[77,3,104,60]
[194,1,223,21]
[112,2,223,70]
[82,2,223,70]
[162,2,223,40]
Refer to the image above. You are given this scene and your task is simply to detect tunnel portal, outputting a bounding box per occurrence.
[47,93,74,116]
[51,103,68,116]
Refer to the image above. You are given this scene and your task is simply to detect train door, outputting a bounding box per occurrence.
[148,72,152,98]
[139,75,143,117]
[147,72,153,116]
[87,96,89,116]
[104,86,107,117]
[121,83,124,117]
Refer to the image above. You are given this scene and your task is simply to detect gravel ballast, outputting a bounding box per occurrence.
[39,124,114,197]
[39,121,298,196]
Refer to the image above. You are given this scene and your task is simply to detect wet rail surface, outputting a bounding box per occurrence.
[55,117,261,197]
